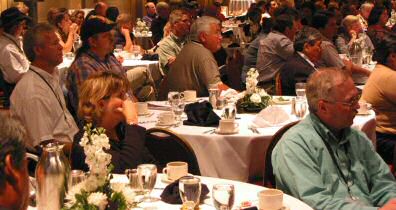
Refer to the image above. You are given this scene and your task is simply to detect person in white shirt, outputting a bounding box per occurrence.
[10,23,78,153]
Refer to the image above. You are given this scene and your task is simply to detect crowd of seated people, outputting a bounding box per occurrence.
[3,1,396,209]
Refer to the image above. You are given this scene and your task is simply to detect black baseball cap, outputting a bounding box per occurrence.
[80,17,115,41]
[0,7,31,30]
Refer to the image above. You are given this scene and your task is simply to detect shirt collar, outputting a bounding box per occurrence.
[297,51,317,70]
[30,65,59,82]
[308,113,352,145]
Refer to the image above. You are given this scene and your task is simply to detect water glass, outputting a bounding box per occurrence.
[168,91,179,106]
[179,176,201,210]
[137,164,159,202]
[70,170,86,187]
[125,169,140,192]
[170,92,185,126]
[223,103,236,120]
[114,44,123,56]
[295,82,306,100]
[295,100,307,119]
[212,184,235,210]
[132,45,141,59]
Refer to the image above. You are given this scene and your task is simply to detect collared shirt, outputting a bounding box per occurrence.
[256,31,294,83]
[297,51,316,70]
[272,113,396,210]
[316,34,345,69]
[157,33,188,75]
[10,65,78,150]
[0,33,30,83]
[66,50,125,117]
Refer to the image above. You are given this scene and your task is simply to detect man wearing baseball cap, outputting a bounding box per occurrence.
[0,7,31,108]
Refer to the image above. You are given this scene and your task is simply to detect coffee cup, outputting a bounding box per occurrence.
[219,119,239,133]
[358,101,371,115]
[158,112,175,125]
[184,90,197,102]
[162,161,188,181]
[258,189,283,210]
[137,102,149,115]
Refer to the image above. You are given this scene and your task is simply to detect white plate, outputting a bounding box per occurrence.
[161,173,193,183]
[215,128,239,135]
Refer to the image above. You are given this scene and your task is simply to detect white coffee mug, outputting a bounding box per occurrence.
[158,112,175,125]
[162,161,188,181]
[184,90,197,102]
[137,102,149,115]
[358,101,371,115]
[258,189,283,210]
[219,119,239,133]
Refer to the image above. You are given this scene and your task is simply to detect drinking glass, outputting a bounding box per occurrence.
[212,184,235,210]
[132,45,141,59]
[295,82,306,100]
[294,100,307,119]
[168,91,179,106]
[114,44,123,57]
[70,170,86,187]
[179,176,201,210]
[125,169,140,192]
[137,164,159,202]
[223,103,236,120]
[171,92,185,126]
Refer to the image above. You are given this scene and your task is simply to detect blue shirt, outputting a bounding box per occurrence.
[272,113,396,210]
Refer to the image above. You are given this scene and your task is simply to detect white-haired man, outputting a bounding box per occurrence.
[159,16,228,99]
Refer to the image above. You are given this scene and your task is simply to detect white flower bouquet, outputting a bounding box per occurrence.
[63,124,136,210]
[237,68,271,113]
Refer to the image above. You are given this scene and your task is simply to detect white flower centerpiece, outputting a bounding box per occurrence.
[134,18,150,37]
[236,68,271,113]
[63,123,136,210]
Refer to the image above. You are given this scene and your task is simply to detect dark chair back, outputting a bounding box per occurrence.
[145,128,201,175]
[263,121,299,187]
[0,70,15,108]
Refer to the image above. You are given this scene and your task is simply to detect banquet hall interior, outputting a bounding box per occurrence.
[2,0,396,209]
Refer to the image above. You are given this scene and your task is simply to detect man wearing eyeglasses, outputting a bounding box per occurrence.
[272,68,396,210]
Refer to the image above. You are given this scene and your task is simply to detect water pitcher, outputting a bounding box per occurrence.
[36,142,70,210]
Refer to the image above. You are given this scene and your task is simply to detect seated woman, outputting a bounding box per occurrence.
[71,72,156,174]
[114,13,135,51]
[367,6,392,49]
[70,10,85,35]
[362,34,396,168]
[53,10,78,53]
[336,15,374,55]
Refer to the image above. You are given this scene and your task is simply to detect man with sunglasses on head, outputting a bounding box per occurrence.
[272,68,396,210]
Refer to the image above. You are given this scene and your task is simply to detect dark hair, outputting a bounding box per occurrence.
[47,7,67,25]
[274,6,301,21]
[272,14,294,33]
[23,23,56,62]
[265,0,277,11]
[373,34,396,66]
[0,114,26,191]
[311,10,335,29]
[261,17,272,33]
[294,32,322,52]
[368,6,388,26]
[247,8,262,24]
[106,6,119,22]
[53,11,69,42]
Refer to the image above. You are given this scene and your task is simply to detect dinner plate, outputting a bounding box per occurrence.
[272,97,292,105]
[215,128,239,135]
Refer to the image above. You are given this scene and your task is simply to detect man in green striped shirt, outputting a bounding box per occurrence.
[272,68,396,210]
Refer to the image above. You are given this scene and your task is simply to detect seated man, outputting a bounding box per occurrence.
[272,68,396,209]
[157,9,191,75]
[150,2,170,45]
[143,2,157,27]
[279,32,322,95]
[11,23,78,152]
[0,114,30,210]
[160,16,227,98]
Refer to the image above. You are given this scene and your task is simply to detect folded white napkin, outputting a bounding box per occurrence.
[252,106,291,127]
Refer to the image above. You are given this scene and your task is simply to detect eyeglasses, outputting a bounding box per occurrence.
[322,95,360,107]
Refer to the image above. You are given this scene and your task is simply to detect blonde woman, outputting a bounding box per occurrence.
[71,72,156,173]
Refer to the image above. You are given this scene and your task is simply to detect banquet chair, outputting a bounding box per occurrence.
[145,128,201,175]
[263,120,299,187]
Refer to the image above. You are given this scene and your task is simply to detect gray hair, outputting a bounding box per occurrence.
[0,114,26,189]
[341,15,359,31]
[23,23,56,62]
[189,16,220,41]
[156,2,169,11]
[169,9,188,25]
[306,68,350,112]
[360,2,374,12]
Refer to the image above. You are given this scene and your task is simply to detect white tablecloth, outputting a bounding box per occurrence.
[112,174,314,210]
[139,101,376,181]
[228,0,256,16]
[28,174,313,210]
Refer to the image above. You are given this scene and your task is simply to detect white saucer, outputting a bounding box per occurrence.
[161,173,193,183]
[138,111,152,116]
[156,121,176,126]
[215,128,239,135]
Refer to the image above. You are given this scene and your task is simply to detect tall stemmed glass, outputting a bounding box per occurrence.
[137,164,159,202]
[212,184,235,210]
[179,176,201,210]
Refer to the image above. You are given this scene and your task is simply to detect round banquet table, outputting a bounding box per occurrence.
[112,173,314,210]
[27,174,314,210]
[139,100,376,182]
